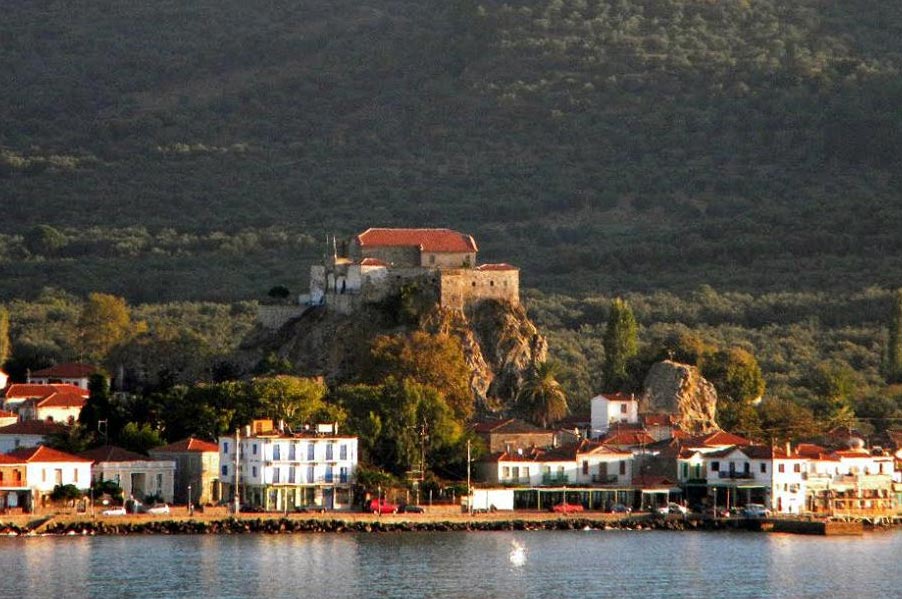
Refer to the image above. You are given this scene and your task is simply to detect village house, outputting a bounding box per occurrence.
[0,454,27,512]
[19,390,85,423]
[27,362,98,390]
[219,420,358,512]
[589,392,639,438]
[472,418,556,454]
[6,445,92,511]
[149,437,221,505]
[798,441,895,517]
[79,446,176,504]
[0,420,68,453]
[677,443,808,514]
[3,383,88,416]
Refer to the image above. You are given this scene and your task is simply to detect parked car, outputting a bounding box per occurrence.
[102,506,126,516]
[400,504,425,513]
[742,503,771,518]
[610,503,632,514]
[703,506,731,518]
[656,503,688,516]
[369,499,399,515]
[551,502,584,514]
[146,503,171,515]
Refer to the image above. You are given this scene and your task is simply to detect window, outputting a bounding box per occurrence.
[223,441,229,454]
[620,403,627,414]
[307,444,315,461]
[288,467,296,483]
[252,466,258,478]
[325,466,333,483]
[326,444,334,461]
[523,467,530,479]
[307,466,315,483]
[252,444,258,455]
[340,445,347,460]
[760,463,767,473]
[0,472,3,483]
[289,443,296,461]
[273,468,280,483]
[711,461,720,472]
[273,444,281,460]
[682,463,689,478]
[582,460,589,475]
[74,469,79,483]
[512,467,519,480]
[502,467,510,479]
[156,473,163,490]
[55,469,63,485]
[743,462,750,474]
[339,466,348,483]
[793,463,801,473]
[42,469,47,483]
[222,465,228,476]
[778,464,785,473]
[619,461,626,475]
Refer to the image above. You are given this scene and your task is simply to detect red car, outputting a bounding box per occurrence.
[368,498,399,514]
[551,502,585,514]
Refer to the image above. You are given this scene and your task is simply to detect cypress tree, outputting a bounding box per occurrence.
[0,306,9,367]
[886,289,902,383]
[602,298,638,392]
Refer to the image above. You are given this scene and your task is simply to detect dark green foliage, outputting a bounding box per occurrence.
[91,479,124,502]
[885,289,902,383]
[24,225,67,257]
[267,286,291,300]
[516,361,568,428]
[50,484,82,501]
[253,352,294,376]
[602,299,639,392]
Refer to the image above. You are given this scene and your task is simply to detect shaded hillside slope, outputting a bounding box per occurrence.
[2,0,902,299]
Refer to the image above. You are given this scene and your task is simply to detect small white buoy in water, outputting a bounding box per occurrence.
[509,539,527,567]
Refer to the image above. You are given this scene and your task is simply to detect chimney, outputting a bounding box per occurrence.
[785,441,791,457]
[279,419,285,433]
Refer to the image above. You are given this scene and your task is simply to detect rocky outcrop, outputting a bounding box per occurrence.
[641,360,718,434]
[242,296,546,412]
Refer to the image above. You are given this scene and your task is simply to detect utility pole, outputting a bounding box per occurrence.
[466,439,472,516]
[234,428,241,515]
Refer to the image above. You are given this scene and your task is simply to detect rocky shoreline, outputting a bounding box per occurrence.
[0,514,865,536]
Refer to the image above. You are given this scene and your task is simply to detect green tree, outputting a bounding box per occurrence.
[117,422,164,454]
[253,352,294,376]
[516,361,569,428]
[602,298,638,391]
[79,374,121,444]
[756,398,819,443]
[77,293,133,361]
[369,332,473,420]
[0,306,9,367]
[248,376,342,428]
[807,361,858,429]
[885,289,902,383]
[46,423,93,454]
[704,347,765,433]
[24,224,68,256]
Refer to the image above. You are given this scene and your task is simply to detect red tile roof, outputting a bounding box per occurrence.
[795,443,827,459]
[642,414,679,426]
[475,263,518,271]
[78,446,153,463]
[0,410,16,418]
[30,363,97,379]
[6,445,92,463]
[601,430,656,447]
[34,392,86,409]
[0,454,24,465]
[596,392,638,403]
[5,384,88,400]
[151,437,220,453]
[356,228,478,253]
[0,420,67,436]
[685,431,753,448]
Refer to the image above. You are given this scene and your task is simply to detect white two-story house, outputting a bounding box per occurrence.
[480,440,634,487]
[6,445,92,511]
[590,393,639,438]
[219,420,357,512]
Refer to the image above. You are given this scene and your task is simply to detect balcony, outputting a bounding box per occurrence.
[542,474,569,485]
[718,471,755,480]
[591,474,618,484]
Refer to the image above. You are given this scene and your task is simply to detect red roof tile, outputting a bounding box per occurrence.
[30,363,98,379]
[6,445,92,463]
[356,228,478,253]
[151,437,220,453]
[5,384,88,400]
[0,454,23,465]
[78,446,154,462]
[596,392,638,403]
[685,431,753,448]
[358,257,389,267]
[0,420,67,436]
[0,410,16,418]
[642,414,679,426]
[35,392,86,409]
[601,431,656,446]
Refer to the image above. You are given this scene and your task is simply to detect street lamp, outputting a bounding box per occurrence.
[188,484,193,516]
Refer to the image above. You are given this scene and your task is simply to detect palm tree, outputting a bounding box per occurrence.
[516,361,568,428]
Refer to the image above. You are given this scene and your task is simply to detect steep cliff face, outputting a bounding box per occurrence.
[243,297,546,412]
[641,360,719,434]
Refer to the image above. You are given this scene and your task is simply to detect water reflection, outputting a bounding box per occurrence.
[0,530,899,598]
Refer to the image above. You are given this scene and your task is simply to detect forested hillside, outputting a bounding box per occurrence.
[2,0,902,299]
[3,0,902,440]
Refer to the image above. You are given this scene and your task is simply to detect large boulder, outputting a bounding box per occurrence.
[641,360,718,434]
